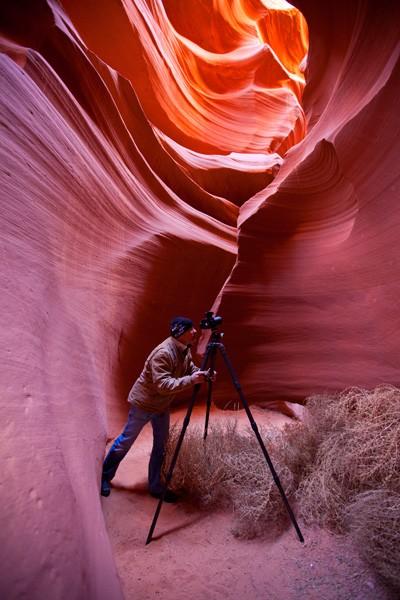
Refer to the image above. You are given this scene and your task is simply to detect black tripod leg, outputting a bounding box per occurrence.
[217,344,304,544]
[203,347,216,440]
[145,343,212,545]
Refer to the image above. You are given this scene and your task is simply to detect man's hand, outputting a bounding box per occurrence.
[191,370,217,384]
[205,368,217,382]
[191,371,208,384]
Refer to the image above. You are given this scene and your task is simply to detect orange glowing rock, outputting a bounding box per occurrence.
[63,0,308,190]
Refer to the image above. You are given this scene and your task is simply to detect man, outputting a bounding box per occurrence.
[101,316,209,502]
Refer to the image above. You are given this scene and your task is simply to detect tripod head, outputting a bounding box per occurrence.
[209,328,224,343]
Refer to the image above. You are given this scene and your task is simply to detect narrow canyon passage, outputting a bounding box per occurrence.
[1,0,400,598]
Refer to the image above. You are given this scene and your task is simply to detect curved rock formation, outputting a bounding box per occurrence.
[215,0,400,409]
[0,2,236,597]
[1,0,399,598]
[62,0,307,203]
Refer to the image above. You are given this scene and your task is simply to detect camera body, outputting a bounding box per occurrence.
[200,311,223,330]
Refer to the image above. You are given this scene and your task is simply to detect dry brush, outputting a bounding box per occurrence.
[163,385,400,590]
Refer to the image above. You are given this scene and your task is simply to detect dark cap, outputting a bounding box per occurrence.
[170,316,193,339]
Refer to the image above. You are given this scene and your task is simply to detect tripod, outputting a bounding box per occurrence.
[146,328,304,544]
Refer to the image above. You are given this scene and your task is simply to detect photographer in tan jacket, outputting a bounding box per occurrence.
[101,317,210,502]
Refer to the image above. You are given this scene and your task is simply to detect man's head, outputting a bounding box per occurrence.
[170,316,197,345]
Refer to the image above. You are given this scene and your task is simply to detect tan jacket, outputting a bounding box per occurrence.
[128,336,199,413]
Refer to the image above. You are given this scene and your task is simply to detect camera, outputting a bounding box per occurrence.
[200,311,223,330]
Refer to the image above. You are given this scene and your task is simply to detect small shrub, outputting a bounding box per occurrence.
[162,385,400,592]
[344,489,400,590]
[163,420,294,537]
[297,385,400,530]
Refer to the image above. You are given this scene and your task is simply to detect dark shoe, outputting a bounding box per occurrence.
[150,489,179,503]
[101,478,111,497]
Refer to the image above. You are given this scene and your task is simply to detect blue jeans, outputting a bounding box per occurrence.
[102,405,170,495]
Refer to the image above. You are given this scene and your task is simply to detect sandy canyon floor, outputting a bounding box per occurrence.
[101,406,395,600]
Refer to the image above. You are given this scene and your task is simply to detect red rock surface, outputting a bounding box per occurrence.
[214,1,400,408]
[1,0,399,598]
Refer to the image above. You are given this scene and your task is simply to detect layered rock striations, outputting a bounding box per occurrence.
[0,1,234,597]
[1,0,399,598]
[215,1,400,408]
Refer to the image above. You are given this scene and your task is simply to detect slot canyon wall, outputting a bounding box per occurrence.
[216,0,400,405]
[0,0,399,598]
